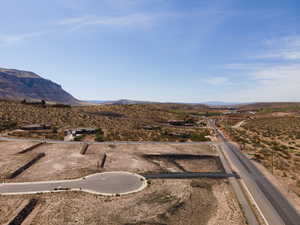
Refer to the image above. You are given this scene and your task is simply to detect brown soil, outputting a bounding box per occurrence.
[0,141,39,181]
[175,158,221,172]
[2,142,218,182]
[0,179,246,225]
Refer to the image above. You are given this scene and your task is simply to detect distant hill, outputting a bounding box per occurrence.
[87,100,112,104]
[87,99,158,105]
[86,99,241,106]
[86,99,198,106]
[202,101,243,106]
[0,67,79,105]
[238,102,300,110]
[110,99,156,105]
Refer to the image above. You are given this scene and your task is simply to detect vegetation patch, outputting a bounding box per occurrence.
[143,191,176,204]
[221,114,300,196]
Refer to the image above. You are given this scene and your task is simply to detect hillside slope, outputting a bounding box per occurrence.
[0,68,79,104]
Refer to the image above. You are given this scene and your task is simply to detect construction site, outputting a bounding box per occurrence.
[0,140,247,225]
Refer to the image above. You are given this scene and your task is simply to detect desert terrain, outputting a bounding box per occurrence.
[218,103,300,203]
[0,100,211,142]
[0,141,246,225]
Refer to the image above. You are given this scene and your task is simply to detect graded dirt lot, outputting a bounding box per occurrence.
[0,141,40,181]
[0,179,246,225]
[175,158,221,172]
[0,141,247,225]
[1,142,218,182]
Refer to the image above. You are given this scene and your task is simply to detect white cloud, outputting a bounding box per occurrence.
[0,31,50,46]
[224,63,271,71]
[222,63,300,101]
[254,36,300,60]
[102,0,146,8]
[248,65,300,101]
[58,15,93,26]
[57,13,162,30]
[255,51,300,60]
[204,77,231,86]
[0,13,161,46]
[222,34,300,101]
[253,64,300,80]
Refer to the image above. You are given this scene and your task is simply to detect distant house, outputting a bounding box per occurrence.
[248,111,257,115]
[168,120,195,126]
[223,110,238,115]
[20,124,51,131]
[65,128,98,136]
[64,127,99,142]
[142,125,161,130]
[168,120,186,126]
[196,121,207,127]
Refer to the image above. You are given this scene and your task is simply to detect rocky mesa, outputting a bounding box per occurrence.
[0,67,79,104]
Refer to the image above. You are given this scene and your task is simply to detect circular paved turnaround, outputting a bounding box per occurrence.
[82,171,147,196]
[0,172,147,196]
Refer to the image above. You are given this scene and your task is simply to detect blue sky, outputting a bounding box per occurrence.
[1,0,300,102]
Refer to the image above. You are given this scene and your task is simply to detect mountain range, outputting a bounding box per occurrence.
[87,99,242,106]
[0,67,248,107]
[0,67,79,105]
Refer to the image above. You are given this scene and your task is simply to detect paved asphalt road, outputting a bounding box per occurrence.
[209,119,300,225]
[216,145,260,225]
[0,136,213,145]
[0,172,147,196]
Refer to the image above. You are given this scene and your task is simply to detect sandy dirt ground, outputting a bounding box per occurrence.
[175,158,221,172]
[232,120,245,129]
[252,160,300,213]
[0,141,40,181]
[0,179,246,225]
[1,142,219,182]
[0,141,247,225]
